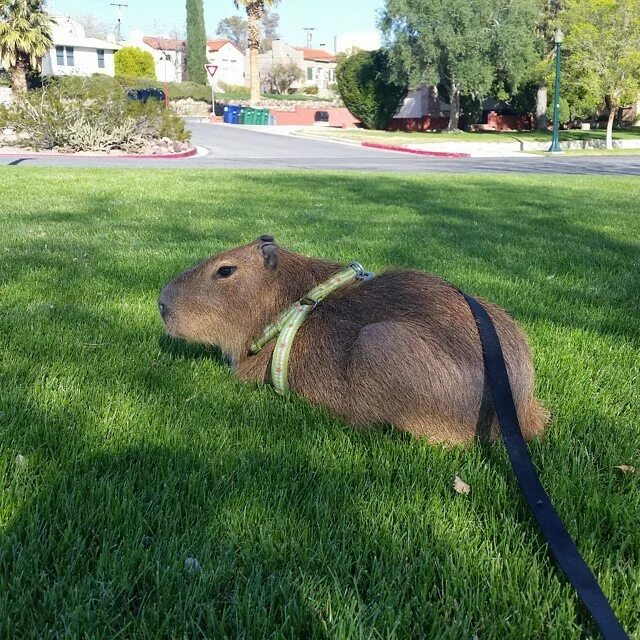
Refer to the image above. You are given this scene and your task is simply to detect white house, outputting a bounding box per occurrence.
[127,30,187,83]
[254,41,337,96]
[41,16,120,77]
[206,39,245,89]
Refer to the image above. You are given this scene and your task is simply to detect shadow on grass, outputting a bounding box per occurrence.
[1,171,638,636]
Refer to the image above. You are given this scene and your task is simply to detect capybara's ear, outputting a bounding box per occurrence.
[258,236,278,270]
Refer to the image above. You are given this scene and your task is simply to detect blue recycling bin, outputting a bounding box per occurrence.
[223,105,231,124]
[229,105,242,125]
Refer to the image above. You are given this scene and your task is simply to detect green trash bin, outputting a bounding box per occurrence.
[243,107,256,125]
[257,108,270,125]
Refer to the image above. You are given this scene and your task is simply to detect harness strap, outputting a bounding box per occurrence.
[461,291,628,640]
[249,262,373,394]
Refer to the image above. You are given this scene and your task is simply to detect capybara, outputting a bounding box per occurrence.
[159,236,548,444]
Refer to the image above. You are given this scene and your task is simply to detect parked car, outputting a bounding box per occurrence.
[127,88,166,103]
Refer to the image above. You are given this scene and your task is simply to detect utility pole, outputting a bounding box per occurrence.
[110,2,128,41]
[302,27,315,47]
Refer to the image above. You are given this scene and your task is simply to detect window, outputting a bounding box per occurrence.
[66,47,75,66]
[307,67,313,80]
[97,49,105,68]
[56,46,64,66]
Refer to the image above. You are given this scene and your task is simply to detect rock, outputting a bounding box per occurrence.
[184,556,202,574]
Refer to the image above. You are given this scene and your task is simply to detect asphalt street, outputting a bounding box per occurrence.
[1,121,639,175]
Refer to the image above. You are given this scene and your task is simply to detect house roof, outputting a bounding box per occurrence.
[143,36,186,51]
[208,38,243,53]
[53,35,120,50]
[294,47,336,62]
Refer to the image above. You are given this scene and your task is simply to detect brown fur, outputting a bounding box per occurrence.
[159,237,549,444]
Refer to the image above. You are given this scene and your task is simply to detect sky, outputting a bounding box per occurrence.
[45,0,386,51]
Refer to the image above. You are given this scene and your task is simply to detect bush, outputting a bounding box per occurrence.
[546,97,570,127]
[302,85,319,95]
[125,99,190,141]
[115,47,156,79]
[3,79,190,152]
[335,49,408,130]
[218,82,250,96]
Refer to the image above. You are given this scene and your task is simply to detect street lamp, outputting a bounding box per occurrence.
[549,28,563,153]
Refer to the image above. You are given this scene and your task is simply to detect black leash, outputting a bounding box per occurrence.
[461,291,628,640]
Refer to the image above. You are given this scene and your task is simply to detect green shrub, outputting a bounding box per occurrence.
[125,99,191,141]
[47,74,124,102]
[218,82,250,96]
[335,49,408,130]
[0,70,10,87]
[302,85,319,95]
[3,81,189,151]
[546,97,571,126]
[115,47,156,79]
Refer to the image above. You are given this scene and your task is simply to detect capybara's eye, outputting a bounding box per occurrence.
[216,265,237,278]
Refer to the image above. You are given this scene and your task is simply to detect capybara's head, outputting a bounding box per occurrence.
[159,236,280,355]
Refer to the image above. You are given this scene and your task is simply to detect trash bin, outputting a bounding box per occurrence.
[238,108,246,125]
[257,109,270,125]
[223,105,231,123]
[229,105,242,125]
[243,108,256,125]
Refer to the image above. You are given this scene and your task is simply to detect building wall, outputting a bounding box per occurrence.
[255,41,336,97]
[207,43,245,89]
[128,31,186,83]
[334,31,382,54]
[41,46,117,77]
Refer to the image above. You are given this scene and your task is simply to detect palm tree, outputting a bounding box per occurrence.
[0,0,53,92]
[234,0,279,105]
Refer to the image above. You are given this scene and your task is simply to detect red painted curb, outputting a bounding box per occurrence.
[0,145,198,160]
[362,140,470,159]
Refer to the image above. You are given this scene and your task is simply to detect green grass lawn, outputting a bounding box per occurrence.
[299,126,640,145]
[0,169,639,639]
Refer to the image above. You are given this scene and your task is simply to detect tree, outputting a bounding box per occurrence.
[216,9,280,53]
[265,60,303,94]
[380,0,539,131]
[186,0,207,84]
[234,0,279,105]
[0,0,53,92]
[530,0,564,129]
[73,13,110,39]
[115,46,156,78]
[260,9,280,52]
[216,15,248,50]
[561,0,640,149]
[336,49,408,130]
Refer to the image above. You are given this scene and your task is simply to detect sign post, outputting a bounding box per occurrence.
[204,64,219,116]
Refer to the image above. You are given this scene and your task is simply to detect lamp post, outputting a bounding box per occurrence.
[549,28,563,153]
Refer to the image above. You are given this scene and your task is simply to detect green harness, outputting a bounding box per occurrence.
[249,262,374,395]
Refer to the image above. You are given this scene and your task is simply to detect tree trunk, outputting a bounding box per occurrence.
[535,84,548,130]
[606,105,616,150]
[447,82,461,131]
[246,4,262,105]
[11,55,29,93]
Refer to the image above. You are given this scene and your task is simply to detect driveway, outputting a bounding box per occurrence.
[1,121,639,175]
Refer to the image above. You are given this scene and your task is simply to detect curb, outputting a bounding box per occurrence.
[0,145,198,160]
[362,141,471,158]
